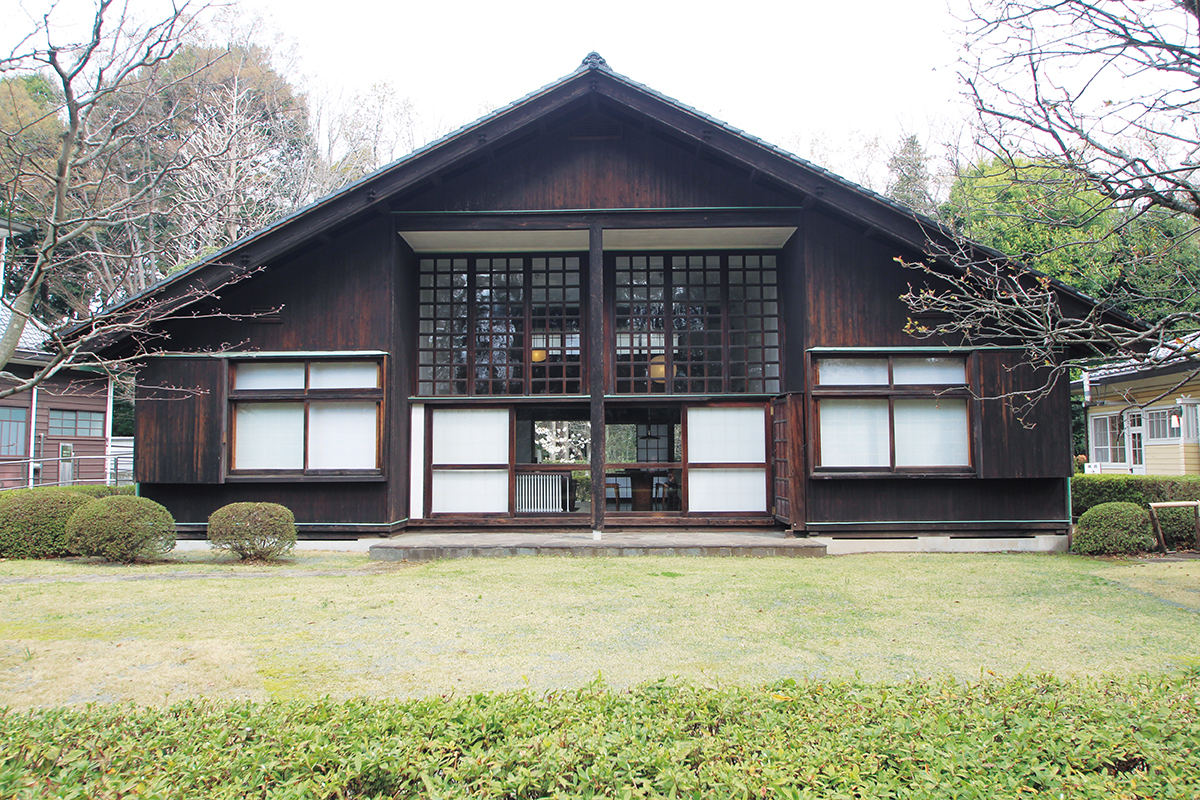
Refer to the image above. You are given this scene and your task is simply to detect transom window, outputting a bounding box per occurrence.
[611,253,780,395]
[229,360,382,474]
[813,356,971,472]
[48,409,105,438]
[417,255,584,396]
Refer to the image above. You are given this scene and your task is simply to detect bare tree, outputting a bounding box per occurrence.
[899,0,1200,411]
[0,0,261,397]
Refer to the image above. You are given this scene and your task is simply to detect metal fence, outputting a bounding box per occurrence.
[0,437,134,491]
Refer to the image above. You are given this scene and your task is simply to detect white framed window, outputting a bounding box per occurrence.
[1090,414,1125,463]
[48,409,105,437]
[230,359,382,474]
[813,355,971,472]
[1145,407,1183,444]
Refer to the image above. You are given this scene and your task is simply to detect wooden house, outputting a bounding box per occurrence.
[1078,357,1200,475]
[0,308,114,490]
[98,55,1088,544]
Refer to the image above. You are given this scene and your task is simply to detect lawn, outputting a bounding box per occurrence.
[0,552,1197,707]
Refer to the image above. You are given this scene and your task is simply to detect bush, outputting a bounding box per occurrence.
[1073,501,1155,555]
[65,495,176,563]
[68,484,138,498]
[1071,474,1200,548]
[207,502,296,560]
[0,490,94,558]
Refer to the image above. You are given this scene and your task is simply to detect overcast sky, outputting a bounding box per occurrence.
[5,0,975,189]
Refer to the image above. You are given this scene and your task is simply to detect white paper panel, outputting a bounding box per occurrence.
[432,409,509,464]
[688,468,767,512]
[309,361,379,389]
[687,407,766,463]
[235,362,305,390]
[431,470,509,513]
[893,357,966,385]
[894,399,970,466]
[816,358,888,386]
[819,399,890,467]
[308,402,377,469]
[234,403,303,469]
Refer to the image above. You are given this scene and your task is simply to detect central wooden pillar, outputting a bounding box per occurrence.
[589,222,605,531]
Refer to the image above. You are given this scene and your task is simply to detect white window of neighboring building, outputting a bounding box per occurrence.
[0,407,27,456]
[1090,414,1125,463]
[48,409,105,437]
[1145,407,1183,443]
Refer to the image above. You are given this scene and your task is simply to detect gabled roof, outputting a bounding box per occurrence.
[90,52,1118,340]
[0,305,51,352]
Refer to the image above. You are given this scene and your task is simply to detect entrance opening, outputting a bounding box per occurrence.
[515,406,591,514]
[604,407,682,513]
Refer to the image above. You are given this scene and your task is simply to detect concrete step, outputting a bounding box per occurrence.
[369,530,826,561]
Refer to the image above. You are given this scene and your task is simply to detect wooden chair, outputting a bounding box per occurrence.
[605,478,628,511]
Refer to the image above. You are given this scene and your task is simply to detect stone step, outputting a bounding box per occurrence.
[369,531,825,561]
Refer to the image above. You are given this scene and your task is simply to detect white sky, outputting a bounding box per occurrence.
[5,0,975,189]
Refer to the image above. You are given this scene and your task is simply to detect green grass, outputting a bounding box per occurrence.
[1,552,1197,707]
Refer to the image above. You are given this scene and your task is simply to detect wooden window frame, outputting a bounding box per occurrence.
[809,353,975,478]
[227,358,385,481]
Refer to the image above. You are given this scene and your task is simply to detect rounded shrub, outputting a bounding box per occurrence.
[0,490,94,558]
[1073,501,1155,555]
[207,502,296,561]
[69,484,138,499]
[66,495,176,563]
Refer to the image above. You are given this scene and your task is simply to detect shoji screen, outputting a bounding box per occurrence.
[686,406,768,513]
[430,408,509,513]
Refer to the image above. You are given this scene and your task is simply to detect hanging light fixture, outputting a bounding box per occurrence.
[649,354,667,383]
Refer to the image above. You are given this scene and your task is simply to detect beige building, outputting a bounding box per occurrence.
[1079,362,1200,475]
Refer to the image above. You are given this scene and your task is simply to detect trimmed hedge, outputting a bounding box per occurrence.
[68,484,137,498]
[1073,501,1155,555]
[1,675,1198,798]
[207,502,296,560]
[0,490,94,559]
[1072,474,1200,549]
[66,495,176,563]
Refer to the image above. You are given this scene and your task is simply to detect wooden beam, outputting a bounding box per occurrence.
[589,222,605,533]
[393,208,803,231]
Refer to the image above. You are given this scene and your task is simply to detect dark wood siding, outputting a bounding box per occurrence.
[976,351,1072,479]
[807,477,1068,532]
[804,211,951,349]
[396,121,799,212]
[141,482,388,528]
[135,357,225,484]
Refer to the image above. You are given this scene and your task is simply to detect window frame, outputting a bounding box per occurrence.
[1144,406,1184,444]
[227,357,385,480]
[1088,412,1126,464]
[47,409,105,438]
[0,406,28,456]
[809,352,975,477]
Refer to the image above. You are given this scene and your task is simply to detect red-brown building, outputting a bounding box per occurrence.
[96,55,1091,545]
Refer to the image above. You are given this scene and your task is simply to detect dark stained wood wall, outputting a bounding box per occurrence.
[806,478,1068,531]
[141,482,388,527]
[803,210,951,349]
[135,358,225,484]
[135,214,398,521]
[396,120,799,212]
[976,351,1072,479]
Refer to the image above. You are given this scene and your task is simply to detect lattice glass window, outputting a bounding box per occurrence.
[728,255,780,394]
[417,257,469,396]
[474,257,525,395]
[614,255,668,394]
[529,256,583,395]
[418,255,584,396]
[612,253,781,395]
